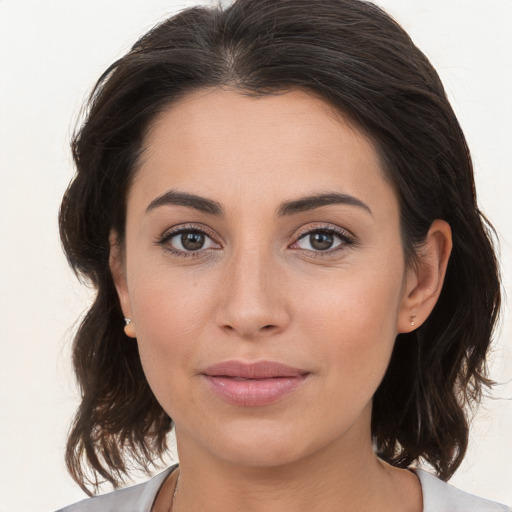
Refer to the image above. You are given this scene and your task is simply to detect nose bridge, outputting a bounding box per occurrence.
[216,236,288,337]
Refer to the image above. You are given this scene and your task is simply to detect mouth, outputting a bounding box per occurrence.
[201,360,310,407]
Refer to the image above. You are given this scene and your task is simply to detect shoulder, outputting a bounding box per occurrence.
[415,469,511,512]
[54,465,177,512]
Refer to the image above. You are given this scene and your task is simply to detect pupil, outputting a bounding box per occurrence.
[182,232,204,250]
[310,232,333,250]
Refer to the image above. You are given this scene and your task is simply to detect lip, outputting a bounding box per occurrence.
[201,360,310,407]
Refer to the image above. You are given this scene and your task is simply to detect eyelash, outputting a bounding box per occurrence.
[292,224,356,257]
[156,223,356,259]
[156,223,219,259]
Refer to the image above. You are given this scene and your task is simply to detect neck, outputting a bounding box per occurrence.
[170,422,421,512]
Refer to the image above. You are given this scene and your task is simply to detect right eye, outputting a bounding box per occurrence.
[157,226,220,257]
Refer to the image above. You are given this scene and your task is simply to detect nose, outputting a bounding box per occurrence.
[215,244,290,339]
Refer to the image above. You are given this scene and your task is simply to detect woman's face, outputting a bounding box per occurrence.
[114,88,417,468]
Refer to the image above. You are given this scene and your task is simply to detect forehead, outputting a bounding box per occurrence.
[142,87,368,165]
[131,87,396,217]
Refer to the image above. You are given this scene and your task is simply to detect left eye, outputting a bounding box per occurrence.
[294,230,345,251]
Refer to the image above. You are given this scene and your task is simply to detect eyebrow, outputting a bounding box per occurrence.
[145,190,372,217]
[146,190,224,215]
[277,192,372,217]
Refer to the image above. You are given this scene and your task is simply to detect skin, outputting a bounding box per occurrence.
[111,88,452,511]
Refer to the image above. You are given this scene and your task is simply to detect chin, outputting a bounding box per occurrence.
[193,415,344,470]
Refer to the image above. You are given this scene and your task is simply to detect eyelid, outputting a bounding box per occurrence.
[293,223,355,242]
[156,223,222,257]
[159,223,219,242]
[289,223,357,253]
[156,222,356,258]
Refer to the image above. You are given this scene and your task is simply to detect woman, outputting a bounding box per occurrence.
[56,0,509,510]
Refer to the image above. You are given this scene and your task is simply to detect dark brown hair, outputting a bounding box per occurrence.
[59,0,501,495]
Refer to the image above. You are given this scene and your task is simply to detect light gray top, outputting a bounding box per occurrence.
[55,465,510,512]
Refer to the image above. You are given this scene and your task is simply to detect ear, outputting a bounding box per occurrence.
[109,230,136,338]
[397,219,452,333]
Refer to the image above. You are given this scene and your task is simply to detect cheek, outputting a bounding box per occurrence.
[127,267,214,403]
[125,237,406,424]
[129,255,213,336]
[295,265,404,396]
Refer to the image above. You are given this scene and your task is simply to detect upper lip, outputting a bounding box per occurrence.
[202,360,309,379]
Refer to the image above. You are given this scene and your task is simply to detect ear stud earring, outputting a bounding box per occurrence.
[124,318,136,337]
[410,313,417,327]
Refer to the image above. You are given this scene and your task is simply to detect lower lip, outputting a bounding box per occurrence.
[202,374,309,407]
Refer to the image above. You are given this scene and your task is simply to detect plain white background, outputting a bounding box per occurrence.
[0,1,511,510]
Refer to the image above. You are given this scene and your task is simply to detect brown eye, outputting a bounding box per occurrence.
[292,226,355,255]
[296,230,340,251]
[180,231,205,251]
[160,228,219,255]
[309,231,335,250]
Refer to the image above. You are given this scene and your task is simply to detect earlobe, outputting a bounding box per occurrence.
[109,230,134,332]
[397,219,452,333]
[124,317,136,338]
